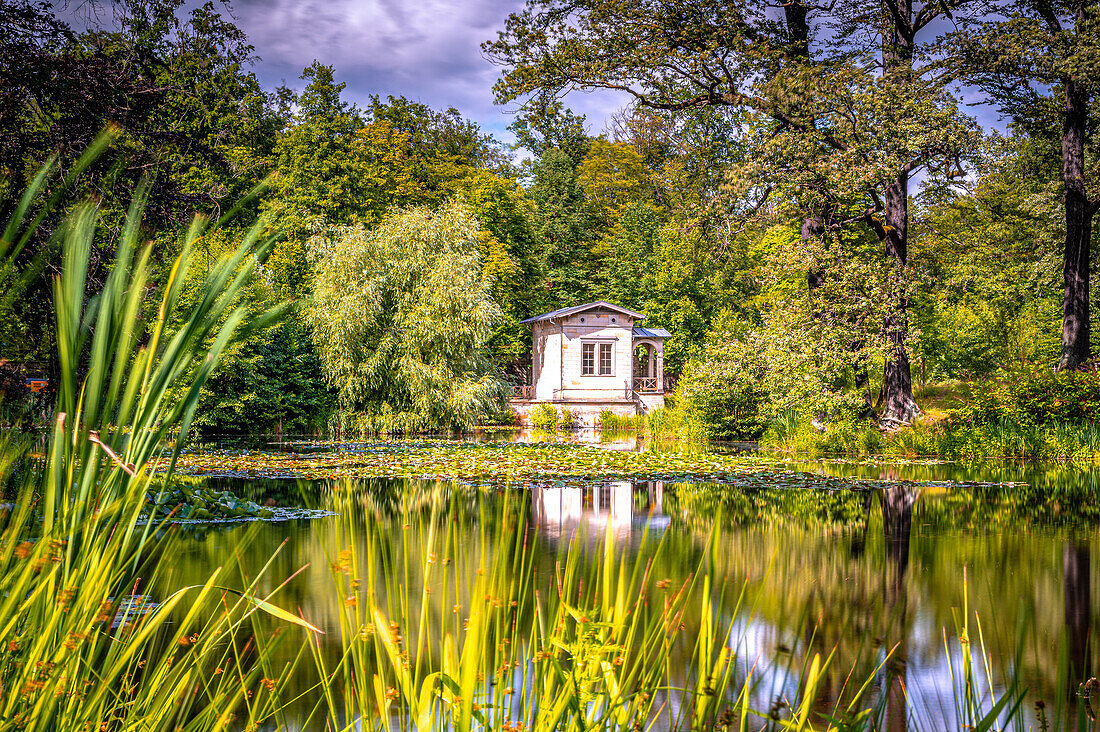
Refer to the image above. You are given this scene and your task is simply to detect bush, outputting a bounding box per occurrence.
[528,402,559,429]
[677,338,768,440]
[558,407,577,429]
[952,364,1100,427]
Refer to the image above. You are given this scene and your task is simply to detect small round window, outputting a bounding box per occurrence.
[579,317,585,323]
[611,317,617,323]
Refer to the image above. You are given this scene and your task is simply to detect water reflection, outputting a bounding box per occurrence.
[531,480,665,541]
[153,449,1100,730]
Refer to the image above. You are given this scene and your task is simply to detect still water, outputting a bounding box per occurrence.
[159,433,1100,730]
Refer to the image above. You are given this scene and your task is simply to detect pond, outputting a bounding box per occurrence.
[155,431,1100,730]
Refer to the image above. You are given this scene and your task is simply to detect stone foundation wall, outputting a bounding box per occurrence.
[507,399,639,428]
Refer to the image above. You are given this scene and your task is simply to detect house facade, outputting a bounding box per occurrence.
[508,301,670,426]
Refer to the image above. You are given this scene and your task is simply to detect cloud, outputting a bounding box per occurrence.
[225,0,629,142]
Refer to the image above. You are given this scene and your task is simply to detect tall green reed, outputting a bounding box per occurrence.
[309,483,748,731]
[0,138,316,731]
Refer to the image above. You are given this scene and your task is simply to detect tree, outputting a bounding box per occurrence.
[526,146,598,304]
[912,134,1065,376]
[368,95,511,192]
[453,171,543,370]
[577,138,657,222]
[0,0,280,371]
[952,0,1100,369]
[306,202,504,432]
[508,96,591,166]
[267,62,373,244]
[485,0,974,421]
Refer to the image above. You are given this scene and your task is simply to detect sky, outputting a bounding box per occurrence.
[218,0,628,145]
[63,0,1005,153]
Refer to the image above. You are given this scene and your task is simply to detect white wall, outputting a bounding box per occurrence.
[532,310,634,400]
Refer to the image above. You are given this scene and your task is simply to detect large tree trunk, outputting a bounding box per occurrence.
[878,0,921,423]
[881,173,920,421]
[1058,78,1094,370]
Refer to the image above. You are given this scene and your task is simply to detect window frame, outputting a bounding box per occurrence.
[598,342,613,375]
[581,342,596,375]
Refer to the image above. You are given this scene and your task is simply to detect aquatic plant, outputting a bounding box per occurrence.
[597,409,646,431]
[528,402,560,430]
[146,476,275,520]
[558,406,577,428]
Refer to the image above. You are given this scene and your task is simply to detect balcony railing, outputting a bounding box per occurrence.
[510,384,534,400]
[632,377,659,393]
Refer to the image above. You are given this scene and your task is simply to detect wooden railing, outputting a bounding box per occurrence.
[511,385,534,400]
[632,377,659,393]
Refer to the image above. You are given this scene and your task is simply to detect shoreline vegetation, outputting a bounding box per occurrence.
[528,370,1100,465]
[0,166,1033,732]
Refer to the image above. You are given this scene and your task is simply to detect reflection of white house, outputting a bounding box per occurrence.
[508,301,671,426]
[531,481,666,542]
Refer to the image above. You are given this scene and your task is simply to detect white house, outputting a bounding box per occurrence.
[508,301,671,425]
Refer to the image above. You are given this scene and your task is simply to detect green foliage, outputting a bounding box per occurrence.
[508,96,591,165]
[528,402,560,429]
[676,330,768,440]
[194,315,334,435]
[577,138,657,220]
[307,202,504,432]
[453,171,542,368]
[558,406,577,428]
[761,400,1100,464]
[952,366,1100,427]
[597,409,646,431]
[267,63,389,242]
[912,135,1065,378]
[526,147,597,303]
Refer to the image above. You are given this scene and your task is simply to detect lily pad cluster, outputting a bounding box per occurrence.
[147,479,274,521]
[168,440,945,495]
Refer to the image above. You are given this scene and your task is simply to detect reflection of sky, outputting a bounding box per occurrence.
[722,603,1019,729]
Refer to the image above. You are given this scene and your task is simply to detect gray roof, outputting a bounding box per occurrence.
[633,327,671,339]
[519,301,645,324]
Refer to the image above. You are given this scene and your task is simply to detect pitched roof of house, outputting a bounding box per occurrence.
[632,327,671,339]
[519,301,646,324]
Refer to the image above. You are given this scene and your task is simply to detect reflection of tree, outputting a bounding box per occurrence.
[1064,541,1091,705]
[881,484,917,604]
[850,490,874,560]
[880,484,918,732]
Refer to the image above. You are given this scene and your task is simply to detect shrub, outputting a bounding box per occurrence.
[558,406,577,429]
[952,364,1100,427]
[677,337,768,440]
[528,402,559,429]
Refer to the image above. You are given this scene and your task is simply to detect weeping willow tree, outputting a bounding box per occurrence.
[307,201,504,432]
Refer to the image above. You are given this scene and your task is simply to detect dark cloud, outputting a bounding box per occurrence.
[224,0,629,142]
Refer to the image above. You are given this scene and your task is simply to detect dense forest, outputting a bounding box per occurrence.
[1,0,1097,441]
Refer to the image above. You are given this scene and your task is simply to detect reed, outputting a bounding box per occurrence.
[0,142,315,731]
[298,484,1028,732]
